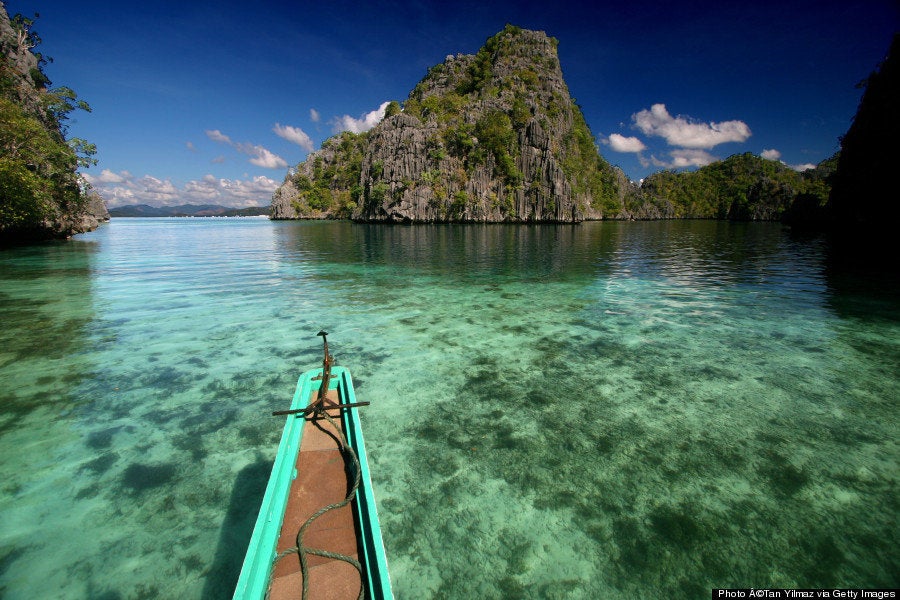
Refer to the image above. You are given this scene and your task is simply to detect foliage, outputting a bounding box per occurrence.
[473,110,514,155]
[402,96,420,118]
[798,152,838,205]
[9,12,53,82]
[442,123,475,159]
[431,182,447,202]
[509,97,530,128]
[450,190,468,219]
[473,110,522,185]
[559,107,619,215]
[0,95,85,231]
[384,100,401,118]
[29,66,49,89]
[10,13,44,52]
[68,137,98,168]
[0,11,97,237]
[456,24,522,96]
[638,153,832,220]
[43,86,91,134]
[457,44,492,95]
[0,157,52,227]
[514,68,539,90]
[369,181,389,204]
[287,131,367,217]
[412,91,467,124]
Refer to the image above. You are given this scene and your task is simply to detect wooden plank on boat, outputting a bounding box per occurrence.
[233,364,393,600]
[268,389,362,600]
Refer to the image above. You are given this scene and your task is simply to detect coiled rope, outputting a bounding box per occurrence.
[272,406,364,600]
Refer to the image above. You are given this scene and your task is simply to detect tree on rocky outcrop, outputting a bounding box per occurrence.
[0,5,107,242]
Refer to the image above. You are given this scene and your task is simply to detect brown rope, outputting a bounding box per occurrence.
[270,331,365,599]
[271,405,364,600]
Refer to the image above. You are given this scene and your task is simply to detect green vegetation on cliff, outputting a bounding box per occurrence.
[283,130,367,218]
[638,153,833,221]
[561,107,620,215]
[401,24,621,219]
[0,8,101,241]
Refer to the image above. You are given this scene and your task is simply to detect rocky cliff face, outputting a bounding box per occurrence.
[0,4,108,242]
[0,4,41,115]
[272,25,627,223]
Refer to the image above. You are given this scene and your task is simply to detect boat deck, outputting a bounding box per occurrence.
[268,388,363,600]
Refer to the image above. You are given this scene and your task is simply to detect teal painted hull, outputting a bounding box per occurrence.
[232,366,393,599]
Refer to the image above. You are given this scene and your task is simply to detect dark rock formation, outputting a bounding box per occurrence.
[828,33,900,229]
[782,153,839,228]
[272,25,628,223]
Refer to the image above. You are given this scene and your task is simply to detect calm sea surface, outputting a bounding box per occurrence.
[1,218,897,599]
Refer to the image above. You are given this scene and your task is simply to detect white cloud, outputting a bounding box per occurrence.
[250,149,288,169]
[205,128,287,169]
[205,129,232,144]
[186,141,197,152]
[273,123,314,151]
[310,108,320,123]
[669,149,718,168]
[606,133,647,153]
[87,170,279,208]
[332,101,390,134]
[759,148,815,171]
[89,174,180,205]
[633,103,751,149]
[211,155,226,164]
[648,149,719,169]
[96,168,128,183]
[182,174,280,201]
[236,143,288,169]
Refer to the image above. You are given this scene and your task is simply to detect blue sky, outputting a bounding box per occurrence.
[8,0,897,207]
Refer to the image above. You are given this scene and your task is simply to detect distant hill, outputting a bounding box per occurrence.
[109,204,270,217]
[635,152,835,221]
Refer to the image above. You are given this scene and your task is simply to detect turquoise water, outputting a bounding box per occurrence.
[0,218,897,599]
